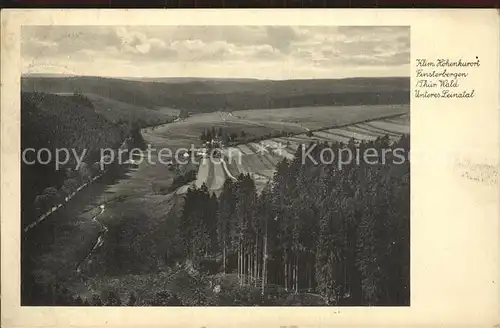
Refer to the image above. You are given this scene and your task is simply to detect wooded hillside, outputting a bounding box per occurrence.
[21,92,125,223]
[174,135,410,305]
[94,135,410,306]
[22,76,410,112]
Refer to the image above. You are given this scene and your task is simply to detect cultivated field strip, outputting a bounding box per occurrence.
[356,124,403,138]
[259,140,295,160]
[210,162,227,190]
[242,155,275,177]
[364,121,410,135]
[247,142,266,154]
[232,104,410,130]
[314,131,351,143]
[272,138,301,152]
[285,135,315,144]
[384,115,410,125]
[324,128,378,141]
[354,123,402,138]
[205,160,216,189]
[272,137,299,147]
[343,125,388,138]
[237,144,256,156]
[221,158,238,181]
[180,114,410,194]
[224,160,242,177]
[311,132,345,143]
[195,157,210,188]
[246,143,281,167]
[263,152,282,167]
[231,154,249,175]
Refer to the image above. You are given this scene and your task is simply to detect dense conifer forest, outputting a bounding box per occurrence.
[25,134,410,307]
[21,93,124,221]
[171,135,410,305]
[89,135,409,306]
[20,92,150,226]
[21,92,152,307]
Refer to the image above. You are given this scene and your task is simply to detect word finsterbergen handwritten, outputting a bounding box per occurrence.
[416,57,481,68]
[416,69,468,79]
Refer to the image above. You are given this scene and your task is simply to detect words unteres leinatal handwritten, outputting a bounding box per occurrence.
[414,57,480,99]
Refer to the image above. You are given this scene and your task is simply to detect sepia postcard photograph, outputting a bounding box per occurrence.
[1,8,499,328]
[20,24,410,308]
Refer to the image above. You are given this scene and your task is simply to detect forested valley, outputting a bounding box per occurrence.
[21,92,149,306]
[20,90,410,307]
[21,92,148,224]
[89,135,410,306]
[22,76,410,112]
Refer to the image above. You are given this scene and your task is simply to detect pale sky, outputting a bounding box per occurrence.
[21,26,410,79]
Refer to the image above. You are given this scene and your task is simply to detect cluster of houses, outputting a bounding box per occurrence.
[177,137,225,162]
[96,136,226,172]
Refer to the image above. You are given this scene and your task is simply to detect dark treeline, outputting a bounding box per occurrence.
[200,126,245,144]
[175,135,410,305]
[22,76,410,112]
[200,126,297,146]
[189,91,410,112]
[70,91,95,109]
[201,126,237,143]
[21,92,126,152]
[170,168,198,192]
[21,92,150,306]
[21,92,148,224]
[21,92,124,223]
[24,283,183,306]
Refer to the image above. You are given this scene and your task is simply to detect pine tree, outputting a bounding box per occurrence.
[234,174,258,285]
[173,134,410,306]
[74,295,83,306]
[127,292,137,306]
[206,193,219,254]
[91,294,103,306]
[217,179,236,273]
[105,290,122,306]
[148,290,182,306]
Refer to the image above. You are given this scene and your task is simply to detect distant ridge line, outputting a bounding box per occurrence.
[22,73,410,83]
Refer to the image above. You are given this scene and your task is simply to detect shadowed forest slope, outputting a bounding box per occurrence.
[22,76,410,112]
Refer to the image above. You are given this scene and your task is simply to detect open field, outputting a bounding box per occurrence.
[140,111,306,150]
[140,104,409,152]
[232,104,409,130]
[175,113,410,194]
